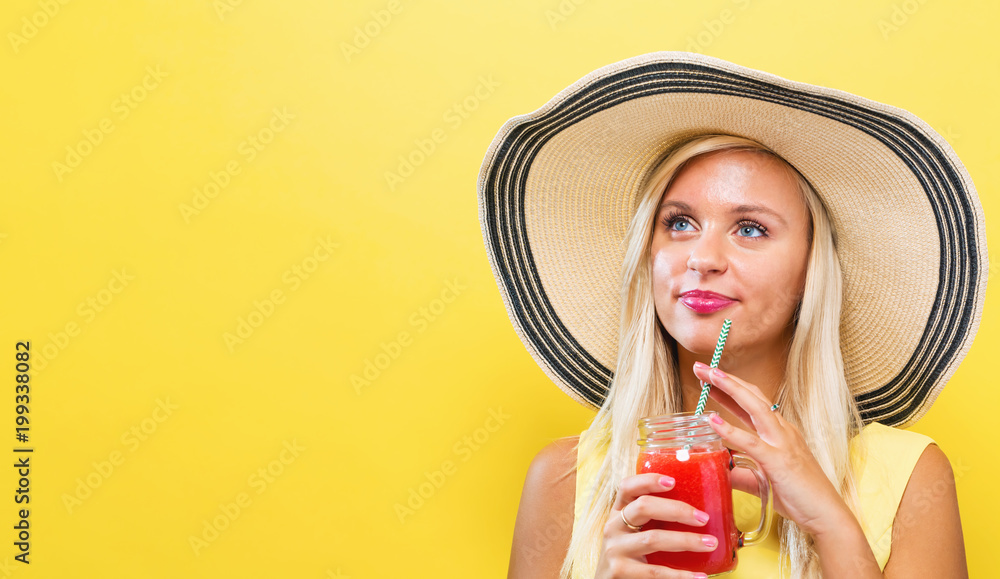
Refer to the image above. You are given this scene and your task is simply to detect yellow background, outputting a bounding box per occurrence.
[1,0,996,577]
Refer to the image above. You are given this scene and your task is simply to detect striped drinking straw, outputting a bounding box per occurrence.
[677,319,731,459]
[695,319,731,416]
[677,320,733,461]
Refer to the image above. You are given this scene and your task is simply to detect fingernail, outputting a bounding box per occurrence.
[693,574,709,579]
[710,414,723,425]
[694,361,708,369]
[701,535,718,548]
[659,476,674,488]
[694,510,710,524]
[712,368,727,378]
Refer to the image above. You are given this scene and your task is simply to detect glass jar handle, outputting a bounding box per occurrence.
[729,450,773,548]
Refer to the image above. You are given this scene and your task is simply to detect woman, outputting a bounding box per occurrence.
[477,53,986,578]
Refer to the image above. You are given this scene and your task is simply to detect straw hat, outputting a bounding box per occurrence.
[476,51,988,428]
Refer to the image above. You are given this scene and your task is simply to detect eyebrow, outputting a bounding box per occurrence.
[658,200,788,227]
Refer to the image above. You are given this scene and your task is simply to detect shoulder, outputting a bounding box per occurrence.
[895,442,957,523]
[850,423,938,563]
[896,442,958,524]
[883,442,968,577]
[522,436,579,512]
[907,442,953,481]
[527,436,579,480]
[508,436,579,577]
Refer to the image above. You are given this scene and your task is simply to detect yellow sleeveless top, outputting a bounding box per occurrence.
[572,421,934,578]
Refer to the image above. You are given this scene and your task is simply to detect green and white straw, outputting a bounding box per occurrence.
[695,319,731,416]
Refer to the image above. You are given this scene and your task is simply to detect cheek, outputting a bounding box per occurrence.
[650,248,680,291]
[738,256,806,320]
[649,247,685,322]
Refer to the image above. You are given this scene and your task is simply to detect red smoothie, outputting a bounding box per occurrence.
[636,447,740,575]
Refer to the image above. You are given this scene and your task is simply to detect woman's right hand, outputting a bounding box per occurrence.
[595,473,718,579]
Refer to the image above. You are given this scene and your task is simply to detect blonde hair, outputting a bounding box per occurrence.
[559,134,865,578]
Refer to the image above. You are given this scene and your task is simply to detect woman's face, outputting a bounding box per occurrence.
[650,149,812,360]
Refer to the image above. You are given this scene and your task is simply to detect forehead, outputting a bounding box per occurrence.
[660,149,804,212]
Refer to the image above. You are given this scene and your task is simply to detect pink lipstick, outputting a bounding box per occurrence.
[680,290,735,314]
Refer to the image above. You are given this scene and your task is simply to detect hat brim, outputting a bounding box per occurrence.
[477,52,988,427]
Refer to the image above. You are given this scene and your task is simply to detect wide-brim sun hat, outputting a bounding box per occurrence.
[476,51,988,428]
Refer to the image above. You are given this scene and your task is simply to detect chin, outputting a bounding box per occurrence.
[687,337,727,357]
[663,329,715,356]
[669,318,737,355]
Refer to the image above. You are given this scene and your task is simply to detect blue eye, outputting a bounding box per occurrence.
[736,220,768,238]
[672,219,691,231]
[660,212,693,232]
[659,213,769,239]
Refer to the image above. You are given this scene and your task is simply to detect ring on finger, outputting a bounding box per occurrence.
[621,508,642,532]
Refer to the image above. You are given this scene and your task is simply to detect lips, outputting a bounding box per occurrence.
[679,290,736,314]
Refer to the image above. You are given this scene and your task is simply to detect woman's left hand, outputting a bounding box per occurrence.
[692,362,851,537]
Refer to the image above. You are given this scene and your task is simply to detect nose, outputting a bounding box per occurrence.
[686,231,728,275]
